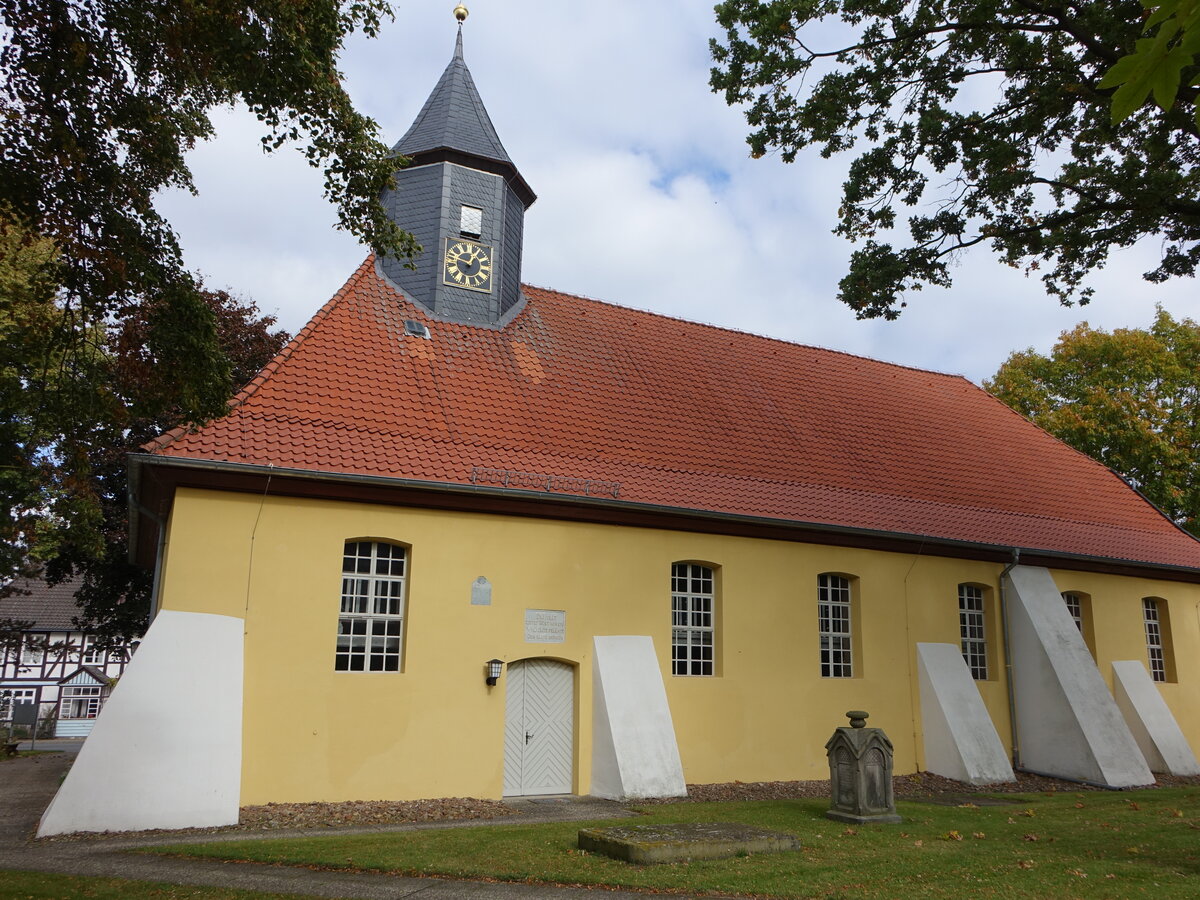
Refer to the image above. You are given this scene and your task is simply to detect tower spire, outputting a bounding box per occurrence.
[377,10,535,326]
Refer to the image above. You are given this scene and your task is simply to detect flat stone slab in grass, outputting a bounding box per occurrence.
[908,793,1019,807]
[577,822,801,864]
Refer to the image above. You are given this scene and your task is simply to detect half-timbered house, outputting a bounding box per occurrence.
[0,578,135,737]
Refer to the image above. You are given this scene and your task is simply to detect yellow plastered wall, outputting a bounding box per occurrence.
[156,487,1200,804]
[1048,569,1200,737]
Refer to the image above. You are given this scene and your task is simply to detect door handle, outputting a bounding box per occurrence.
[525,731,533,745]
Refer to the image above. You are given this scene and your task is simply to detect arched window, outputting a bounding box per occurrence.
[1061,590,1096,657]
[1142,597,1175,683]
[958,584,988,680]
[1062,591,1083,631]
[671,562,715,676]
[335,540,407,672]
[818,573,854,678]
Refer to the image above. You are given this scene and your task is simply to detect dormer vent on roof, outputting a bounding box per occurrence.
[404,320,431,339]
[378,24,535,329]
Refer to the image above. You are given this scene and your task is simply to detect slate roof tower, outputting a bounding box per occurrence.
[378,14,535,326]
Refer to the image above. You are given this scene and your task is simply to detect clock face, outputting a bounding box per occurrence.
[443,239,494,293]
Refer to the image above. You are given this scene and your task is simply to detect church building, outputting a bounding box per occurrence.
[39,10,1200,835]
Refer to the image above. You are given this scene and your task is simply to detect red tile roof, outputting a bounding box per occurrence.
[147,258,1200,571]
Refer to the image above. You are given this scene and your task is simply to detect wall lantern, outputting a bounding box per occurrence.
[485,659,505,686]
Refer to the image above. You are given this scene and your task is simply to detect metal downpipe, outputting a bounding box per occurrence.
[999,549,1021,769]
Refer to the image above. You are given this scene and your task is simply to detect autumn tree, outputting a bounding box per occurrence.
[54,287,290,641]
[1,0,407,602]
[710,1,1200,320]
[986,308,1200,536]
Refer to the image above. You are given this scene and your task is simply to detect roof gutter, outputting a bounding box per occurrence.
[126,454,1200,581]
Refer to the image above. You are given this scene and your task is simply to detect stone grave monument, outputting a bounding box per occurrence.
[825,710,902,824]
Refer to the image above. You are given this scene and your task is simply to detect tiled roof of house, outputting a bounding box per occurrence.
[0,578,82,631]
[147,258,1200,571]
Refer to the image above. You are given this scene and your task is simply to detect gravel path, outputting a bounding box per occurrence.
[24,747,1200,841]
[220,770,1200,832]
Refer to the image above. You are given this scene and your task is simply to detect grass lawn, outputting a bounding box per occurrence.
[0,870,307,899]
[1,750,62,761]
[148,787,1200,899]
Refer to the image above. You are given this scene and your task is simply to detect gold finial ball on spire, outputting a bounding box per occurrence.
[454,4,469,22]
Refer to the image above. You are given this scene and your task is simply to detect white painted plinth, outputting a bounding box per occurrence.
[1112,660,1200,776]
[38,610,244,835]
[1006,566,1152,787]
[591,636,686,800]
[917,643,1015,784]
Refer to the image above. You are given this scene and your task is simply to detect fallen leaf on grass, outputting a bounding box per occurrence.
[1023,833,1039,842]
[1016,860,1035,869]
[943,830,963,841]
[972,832,986,839]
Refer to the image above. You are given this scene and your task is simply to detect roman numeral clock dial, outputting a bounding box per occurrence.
[443,239,494,292]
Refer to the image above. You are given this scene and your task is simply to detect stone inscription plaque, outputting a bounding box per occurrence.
[524,609,565,643]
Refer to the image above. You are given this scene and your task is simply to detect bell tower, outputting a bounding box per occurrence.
[378,5,535,326]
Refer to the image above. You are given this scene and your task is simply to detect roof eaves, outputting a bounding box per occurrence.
[132,454,1200,582]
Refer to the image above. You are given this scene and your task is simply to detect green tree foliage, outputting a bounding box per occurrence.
[986,308,1200,536]
[710,1,1200,319]
[2,209,289,640]
[0,210,103,588]
[0,0,406,629]
[1102,0,1200,127]
[64,288,290,641]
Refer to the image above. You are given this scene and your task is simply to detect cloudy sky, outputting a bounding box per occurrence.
[156,1,1195,385]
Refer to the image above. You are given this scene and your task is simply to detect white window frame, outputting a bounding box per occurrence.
[80,637,103,666]
[336,541,407,672]
[1143,597,1167,683]
[818,573,853,678]
[1062,592,1083,633]
[672,563,714,676]
[59,685,102,719]
[959,584,988,680]
[20,638,41,666]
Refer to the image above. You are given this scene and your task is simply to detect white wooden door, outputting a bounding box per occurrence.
[503,659,574,796]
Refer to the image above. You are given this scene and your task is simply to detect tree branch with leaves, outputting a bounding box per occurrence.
[1,1,403,630]
[711,0,1200,319]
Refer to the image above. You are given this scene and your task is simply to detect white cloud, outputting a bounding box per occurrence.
[153,1,1197,388]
